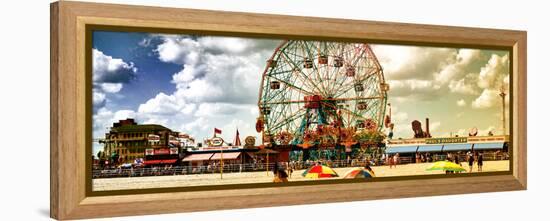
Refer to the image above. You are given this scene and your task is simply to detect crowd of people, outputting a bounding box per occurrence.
[94,149,507,179]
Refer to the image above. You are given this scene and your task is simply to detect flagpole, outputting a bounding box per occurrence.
[220,147,223,179]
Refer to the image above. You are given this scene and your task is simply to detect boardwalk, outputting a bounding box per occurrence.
[93,160,509,191]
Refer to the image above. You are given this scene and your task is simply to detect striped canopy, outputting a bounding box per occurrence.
[343,168,375,179]
[302,165,339,178]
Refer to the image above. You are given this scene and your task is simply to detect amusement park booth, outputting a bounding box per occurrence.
[386,135,509,163]
[143,148,180,167]
[181,146,256,167]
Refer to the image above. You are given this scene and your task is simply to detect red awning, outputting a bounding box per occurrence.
[143,159,178,165]
[210,152,241,160]
[182,153,213,162]
[143,160,161,165]
[160,159,178,164]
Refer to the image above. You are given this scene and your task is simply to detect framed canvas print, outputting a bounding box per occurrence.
[50,1,527,220]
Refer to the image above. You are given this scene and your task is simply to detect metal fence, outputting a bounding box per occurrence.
[93,159,374,179]
[93,153,508,179]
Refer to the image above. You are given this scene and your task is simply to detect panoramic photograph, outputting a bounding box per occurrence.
[90,31,511,191]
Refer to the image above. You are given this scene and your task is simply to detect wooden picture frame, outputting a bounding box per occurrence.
[50,1,527,220]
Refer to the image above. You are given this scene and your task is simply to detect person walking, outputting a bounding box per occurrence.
[477,153,484,172]
[272,163,288,183]
[287,162,293,178]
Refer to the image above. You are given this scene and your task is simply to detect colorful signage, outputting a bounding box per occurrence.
[201,146,236,151]
[210,137,224,146]
[244,136,256,146]
[154,149,170,155]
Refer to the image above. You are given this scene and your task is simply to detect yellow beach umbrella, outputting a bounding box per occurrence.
[426,161,466,172]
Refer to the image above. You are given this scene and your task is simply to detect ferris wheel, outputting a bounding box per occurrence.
[257,40,389,146]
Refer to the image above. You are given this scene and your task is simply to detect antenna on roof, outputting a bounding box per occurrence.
[499,84,507,135]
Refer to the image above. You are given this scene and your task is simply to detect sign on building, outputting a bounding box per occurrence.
[244,136,256,147]
[154,149,170,155]
[426,137,467,144]
[148,134,160,142]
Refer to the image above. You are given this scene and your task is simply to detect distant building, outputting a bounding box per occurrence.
[102,119,178,164]
[385,135,509,163]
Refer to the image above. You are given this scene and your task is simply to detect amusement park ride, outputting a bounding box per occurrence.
[255,40,391,152]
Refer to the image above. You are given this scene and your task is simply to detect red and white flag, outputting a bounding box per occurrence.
[234,129,241,146]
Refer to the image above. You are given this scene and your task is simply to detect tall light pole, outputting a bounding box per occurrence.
[499,86,506,135]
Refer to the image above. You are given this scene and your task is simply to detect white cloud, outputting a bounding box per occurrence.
[93,49,137,83]
[472,89,500,109]
[376,46,484,102]
[429,121,441,132]
[194,103,253,117]
[387,79,438,96]
[92,90,106,108]
[99,83,123,93]
[373,45,455,80]
[182,117,210,132]
[449,78,477,94]
[92,49,138,112]
[393,112,408,122]
[138,93,185,115]
[434,49,481,84]
[457,49,482,64]
[456,128,467,137]
[156,37,200,65]
[478,54,509,89]
[456,99,466,107]
[156,35,277,104]
[391,123,413,139]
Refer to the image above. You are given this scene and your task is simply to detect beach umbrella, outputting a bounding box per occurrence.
[302,165,339,178]
[343,168,375,179]
[426,161,466,172]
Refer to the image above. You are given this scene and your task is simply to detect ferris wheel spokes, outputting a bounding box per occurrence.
[258,40,388,146]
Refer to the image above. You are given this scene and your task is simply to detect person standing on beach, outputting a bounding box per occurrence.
[287,162,293,178]
[467,152,474,173]
[477,153,484,172]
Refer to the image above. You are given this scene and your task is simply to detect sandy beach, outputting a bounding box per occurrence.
[93,160,509,191]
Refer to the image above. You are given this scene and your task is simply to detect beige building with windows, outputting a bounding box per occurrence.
[101,119,178,164]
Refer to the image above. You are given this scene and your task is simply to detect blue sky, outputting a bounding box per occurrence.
[92,31,180,111]
[92,31,510,154]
